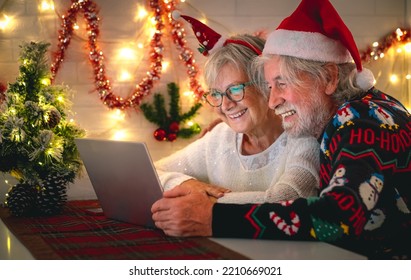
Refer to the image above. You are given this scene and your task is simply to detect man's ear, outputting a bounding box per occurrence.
[324,64,339,96]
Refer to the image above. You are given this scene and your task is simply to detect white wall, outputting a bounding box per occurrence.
[0,0,410,199]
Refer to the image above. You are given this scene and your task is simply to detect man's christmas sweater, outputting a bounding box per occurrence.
[212,88,411,259]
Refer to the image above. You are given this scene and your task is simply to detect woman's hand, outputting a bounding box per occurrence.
[178,179,231,200]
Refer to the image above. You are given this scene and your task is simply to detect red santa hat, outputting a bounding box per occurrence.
[172,11,262,56]
[263,0,375,91]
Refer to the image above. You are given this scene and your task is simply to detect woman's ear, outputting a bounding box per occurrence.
[324,64,339,96]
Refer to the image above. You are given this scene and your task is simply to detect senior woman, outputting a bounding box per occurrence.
[153,20,320,204]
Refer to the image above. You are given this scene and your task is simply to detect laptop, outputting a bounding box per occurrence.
[74,138,163,227]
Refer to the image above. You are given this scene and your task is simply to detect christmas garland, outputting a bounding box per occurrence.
[50,0,205,110]
[360,27,410,63]
[140,83,201,141]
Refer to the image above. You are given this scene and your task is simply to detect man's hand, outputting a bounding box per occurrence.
[151,185,215,237]
[198,118,222,137]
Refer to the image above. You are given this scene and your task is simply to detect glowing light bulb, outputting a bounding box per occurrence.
[162,61,170,71]
[406,74,411,80]
[56,95,64,103]
[40,0,54,11]
[390,74,398,84]
[112,130,127,140]
[118,47,136,60]
[111,109,125,121]
[404,42,411,53]
[0,14,12,31]
[119,70,132,81]
[136,5,148,20]
[372,42,379,47]
[41,78,51,85]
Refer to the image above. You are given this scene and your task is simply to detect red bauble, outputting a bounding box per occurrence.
[169,121,179,133]
[167,133,177,142]
[0,82,7,94]
[154,128,166,141]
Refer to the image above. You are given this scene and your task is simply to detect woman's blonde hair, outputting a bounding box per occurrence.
[203,34,268,99]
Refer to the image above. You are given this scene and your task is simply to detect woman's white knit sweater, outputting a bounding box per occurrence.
[155,123,320,204]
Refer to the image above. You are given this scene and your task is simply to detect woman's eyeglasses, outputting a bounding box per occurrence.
[203,82,252,107]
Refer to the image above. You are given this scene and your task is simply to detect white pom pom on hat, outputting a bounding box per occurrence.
[263,0,375,91]
[171,10,181,20]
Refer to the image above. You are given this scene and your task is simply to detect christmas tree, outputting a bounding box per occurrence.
[140,82,202,141]
[0,41,85,216]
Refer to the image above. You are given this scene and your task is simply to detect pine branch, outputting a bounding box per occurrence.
[154,94,168,126]
[168,82,180,121]
[178,103,202,122]
[140,103,158,125]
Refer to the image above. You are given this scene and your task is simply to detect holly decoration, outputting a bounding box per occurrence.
[140,83,202,142]
[0,41,85,216]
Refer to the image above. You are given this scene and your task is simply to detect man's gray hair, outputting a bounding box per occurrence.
[253,54,366,105]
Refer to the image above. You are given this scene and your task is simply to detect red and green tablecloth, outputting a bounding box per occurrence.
[0,200,247,260]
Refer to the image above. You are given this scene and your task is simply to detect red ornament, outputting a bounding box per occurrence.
[0,82,6,103]
[167,133,177,142]
[0,82,7,93]
[169,121,179,133]
[154,128,167,141]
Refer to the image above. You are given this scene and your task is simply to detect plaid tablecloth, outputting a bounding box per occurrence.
[0,200,247,260]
